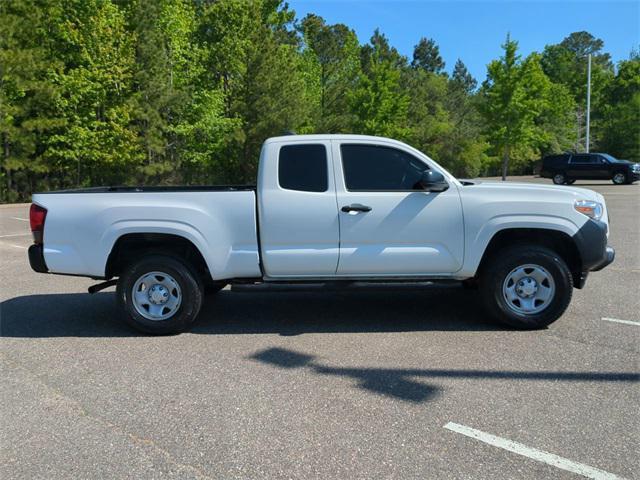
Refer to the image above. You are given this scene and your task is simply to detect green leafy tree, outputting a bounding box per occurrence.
[45,0,141,187]
[0,2,630,202]
[299,14,360,132]
[128,0,182,181]
[203,0,309,182]
[445,62,488,177]
[481,36,575,179]
[350,32,409,138]
[0,0,67,200]
[404,69,452,164]
[599,54,640,161]
[541,31,614,151]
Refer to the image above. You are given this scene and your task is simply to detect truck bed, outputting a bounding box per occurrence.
[32,188,261,280]
[36,185,256,194]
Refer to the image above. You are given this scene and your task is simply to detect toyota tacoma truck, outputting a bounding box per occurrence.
[28,134,615,334]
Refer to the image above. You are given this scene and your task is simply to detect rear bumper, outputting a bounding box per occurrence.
[28,244,48,273]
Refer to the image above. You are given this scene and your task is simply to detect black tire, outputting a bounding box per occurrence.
[479,245,573,329]
[117,254,203,334]
[612,171,627,185]
[566,179,576,185]
[552,172,567,185]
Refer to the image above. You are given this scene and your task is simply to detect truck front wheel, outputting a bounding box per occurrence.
[479,245,573,329]
[117,254,203,334]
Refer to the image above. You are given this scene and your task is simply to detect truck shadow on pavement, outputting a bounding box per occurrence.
[249,347,640,403]
[2,284,503,338]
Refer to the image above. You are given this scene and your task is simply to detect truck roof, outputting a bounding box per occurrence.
[265,134,408,146]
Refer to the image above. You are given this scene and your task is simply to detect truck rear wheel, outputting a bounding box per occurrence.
[117,254,203,334]
[479,245,572,329]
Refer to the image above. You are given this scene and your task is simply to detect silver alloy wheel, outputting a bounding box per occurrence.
[132,271,182,321]
[502,264,555,315]
[613,172,626,184]
[553,174,565,184]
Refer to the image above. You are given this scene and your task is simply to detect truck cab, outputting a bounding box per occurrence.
[257,135,463,278]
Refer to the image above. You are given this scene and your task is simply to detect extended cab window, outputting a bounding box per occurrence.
[278,144,328,192]
[341,144,428,191]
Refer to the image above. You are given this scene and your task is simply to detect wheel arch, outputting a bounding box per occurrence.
[105,232,211,282]
[476,228,583,288]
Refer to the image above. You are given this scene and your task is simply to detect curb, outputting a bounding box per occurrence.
[0,203,31,209]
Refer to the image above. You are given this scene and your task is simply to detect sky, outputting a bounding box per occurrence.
[287,0,640,82]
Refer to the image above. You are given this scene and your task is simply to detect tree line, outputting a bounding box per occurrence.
[1,0,638,202]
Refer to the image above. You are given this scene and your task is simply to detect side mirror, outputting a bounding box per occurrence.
[419,170,449,192]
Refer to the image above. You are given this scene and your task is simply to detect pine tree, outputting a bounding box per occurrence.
[411,37,445,74]
[451,59,477,93]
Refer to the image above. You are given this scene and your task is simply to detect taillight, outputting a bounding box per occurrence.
[30,203,47,244]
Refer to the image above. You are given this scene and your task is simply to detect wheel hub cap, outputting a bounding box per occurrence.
[502,264,555,315]
[131,271,182,321]
[148,284,169,304]
[516,277,538,297]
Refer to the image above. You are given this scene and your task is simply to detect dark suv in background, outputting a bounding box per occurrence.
[540,153,640,185]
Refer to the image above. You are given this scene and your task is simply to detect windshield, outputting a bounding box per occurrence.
[600,153,620,162]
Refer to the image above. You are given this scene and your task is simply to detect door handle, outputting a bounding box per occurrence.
[341,203,372,213]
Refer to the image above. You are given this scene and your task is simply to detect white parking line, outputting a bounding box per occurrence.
[601,317,640,327]
[0,233,29,238]
[8,244,27,249]
[443,422,627,480]
[10,217,29,222]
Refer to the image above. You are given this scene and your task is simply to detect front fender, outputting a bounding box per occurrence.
[461,214,584,277]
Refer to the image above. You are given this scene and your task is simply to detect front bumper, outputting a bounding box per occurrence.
[590,246,615,271]
[572,219,615,288]
[573,219,614,270]
[28,244,48,273]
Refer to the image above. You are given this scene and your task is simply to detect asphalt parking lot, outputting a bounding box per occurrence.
[1,177,638,479]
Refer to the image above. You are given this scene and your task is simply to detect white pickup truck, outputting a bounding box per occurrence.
[28,134,614,334]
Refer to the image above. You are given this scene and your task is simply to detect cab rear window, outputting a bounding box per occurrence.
[278,144,328,192]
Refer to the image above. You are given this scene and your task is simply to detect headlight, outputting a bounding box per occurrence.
[574,200,603,220]
[632,164,640,172]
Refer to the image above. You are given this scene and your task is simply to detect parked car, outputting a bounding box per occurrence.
[540,152,640,185]
[29,134,614,334]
